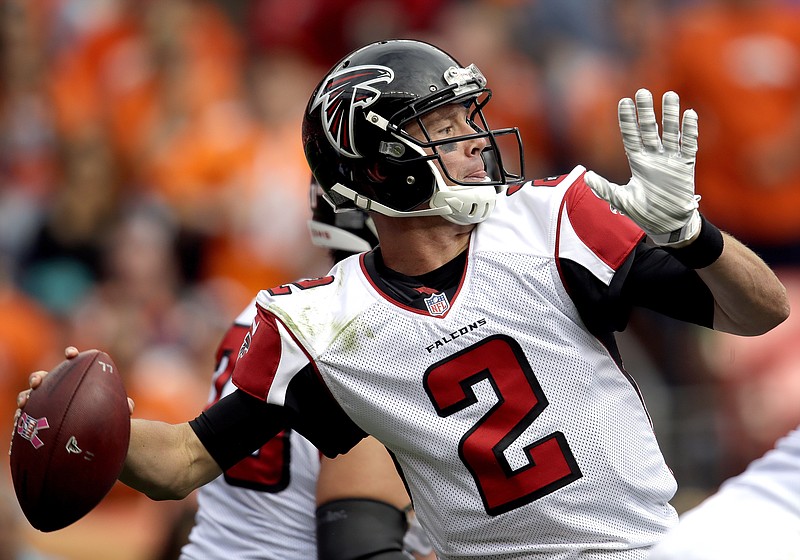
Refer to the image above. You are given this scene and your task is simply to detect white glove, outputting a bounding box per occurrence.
[584,89,701,246]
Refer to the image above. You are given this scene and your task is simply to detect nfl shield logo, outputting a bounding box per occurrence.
[17,412,49,449]
[424,292,450,316]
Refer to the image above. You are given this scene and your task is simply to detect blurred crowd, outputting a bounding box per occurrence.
[1,0,800,558]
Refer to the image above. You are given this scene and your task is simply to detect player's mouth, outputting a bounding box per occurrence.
[464,171,489,182]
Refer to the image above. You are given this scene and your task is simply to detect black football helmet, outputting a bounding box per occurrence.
[302,39,524,225]
[308,177,378,262]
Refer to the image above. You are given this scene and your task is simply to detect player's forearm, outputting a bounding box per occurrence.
[317,437,412,509]
[120,419,222,501]
[699,232,790,336]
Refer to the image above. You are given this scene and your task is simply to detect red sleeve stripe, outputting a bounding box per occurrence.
[231,305,312,405]
[563,176,644,269]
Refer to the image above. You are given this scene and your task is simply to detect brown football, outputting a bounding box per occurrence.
[9,349,130,532]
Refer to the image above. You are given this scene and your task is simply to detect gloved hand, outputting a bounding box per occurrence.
[585,89,701,246]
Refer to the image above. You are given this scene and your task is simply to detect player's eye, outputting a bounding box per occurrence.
[436,125,454,138]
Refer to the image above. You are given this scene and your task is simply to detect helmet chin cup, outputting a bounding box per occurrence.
[430,182,501,225]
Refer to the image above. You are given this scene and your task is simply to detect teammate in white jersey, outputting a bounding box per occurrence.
[647,425,800,560]
[180,180,433,559]
[16,40,789,559]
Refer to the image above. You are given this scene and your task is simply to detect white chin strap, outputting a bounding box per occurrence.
[328,144,504,225]
[419,144,503,225]
[430,180,502,225]
[329,178,502,225]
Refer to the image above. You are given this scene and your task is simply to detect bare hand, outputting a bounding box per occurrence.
[15,346,134,413]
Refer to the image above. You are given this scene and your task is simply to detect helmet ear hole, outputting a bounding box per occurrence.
[366,164,387,183]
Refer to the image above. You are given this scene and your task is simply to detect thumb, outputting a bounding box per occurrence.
[584,170,613,202]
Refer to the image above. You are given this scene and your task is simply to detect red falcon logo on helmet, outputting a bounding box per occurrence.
[310,65,394,158]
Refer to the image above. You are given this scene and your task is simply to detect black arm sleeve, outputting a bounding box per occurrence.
[316,499,409,560]
[189,389,289,471]
[561,239,715,337]
[282,364,368,459]
[622,241,714,327]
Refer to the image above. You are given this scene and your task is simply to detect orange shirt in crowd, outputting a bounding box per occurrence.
[650,1,800,247]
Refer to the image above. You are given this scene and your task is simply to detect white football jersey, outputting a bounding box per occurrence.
[649,426,800,560]
[234,166,679,559]
[180,300,320,560]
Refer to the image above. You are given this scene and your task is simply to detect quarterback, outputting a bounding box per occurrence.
[17,40,788,559]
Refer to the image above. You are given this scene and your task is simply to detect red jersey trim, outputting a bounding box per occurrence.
[564,175,644,271]
[232,304,328,406]
[231,309,284,400]
[209,323,250,405]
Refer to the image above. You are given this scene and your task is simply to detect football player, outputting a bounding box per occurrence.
[179,179,432,559]
[649,425,800,560]
[18,39,788,559]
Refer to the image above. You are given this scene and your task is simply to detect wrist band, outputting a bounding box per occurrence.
[664,214,724,269]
